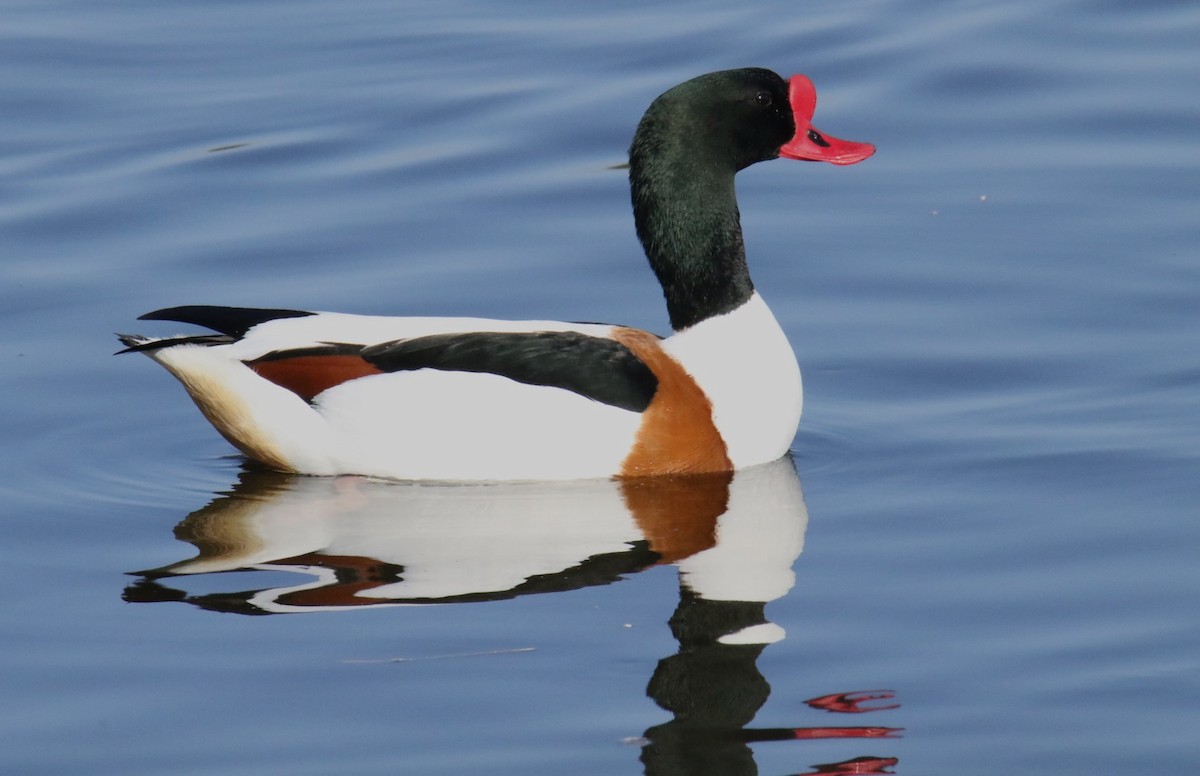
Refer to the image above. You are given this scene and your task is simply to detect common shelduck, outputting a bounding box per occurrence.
[119,68,873,481]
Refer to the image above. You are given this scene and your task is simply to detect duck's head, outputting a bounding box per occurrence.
[631,68,874,176]
[629,68,874,331]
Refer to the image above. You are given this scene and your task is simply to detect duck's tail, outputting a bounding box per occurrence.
[116,330,340,474]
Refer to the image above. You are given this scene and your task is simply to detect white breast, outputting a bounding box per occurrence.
[663,293,802,468]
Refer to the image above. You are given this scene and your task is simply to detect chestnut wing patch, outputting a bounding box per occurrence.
[362,331,659,413]
[247,345,384,403]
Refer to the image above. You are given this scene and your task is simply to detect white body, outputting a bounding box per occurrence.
[136,292,801,480]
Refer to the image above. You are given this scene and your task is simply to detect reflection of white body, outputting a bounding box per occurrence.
[678,464,806,603]
[157,457,807,616]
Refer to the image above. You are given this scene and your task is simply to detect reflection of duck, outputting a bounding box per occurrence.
[118,69,872,480]
[127,456,806,614]
[126,458,901,772]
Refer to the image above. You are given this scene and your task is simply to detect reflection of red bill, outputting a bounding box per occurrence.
[779,74,875,165]
[797,756,900,775]
[806,689,900,714]
[790,726,904,740]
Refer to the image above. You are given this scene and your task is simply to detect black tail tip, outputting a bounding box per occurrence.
[115,333,152,354]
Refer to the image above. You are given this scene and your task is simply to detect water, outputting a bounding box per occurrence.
[2,1,1198,773]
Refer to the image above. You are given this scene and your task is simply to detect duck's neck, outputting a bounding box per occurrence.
[630,154,754,332]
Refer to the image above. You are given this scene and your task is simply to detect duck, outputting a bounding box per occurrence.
[118,68,873,481]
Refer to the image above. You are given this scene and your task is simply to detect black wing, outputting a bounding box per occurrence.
[138,305,315,339]
[361,331,658,413]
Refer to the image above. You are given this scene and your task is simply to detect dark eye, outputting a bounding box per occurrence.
[754,90,772,107]
[807,129,830,148]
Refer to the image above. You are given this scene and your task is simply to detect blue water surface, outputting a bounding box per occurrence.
[2,1,1197,774]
